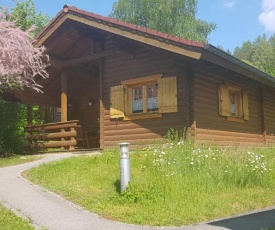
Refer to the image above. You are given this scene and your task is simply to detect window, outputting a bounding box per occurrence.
[146,84,158,112]
[132,86,144,113]
[110,74,177,120]
[229,93,236,116]
[131,83,158,114]
[218,83,249,122]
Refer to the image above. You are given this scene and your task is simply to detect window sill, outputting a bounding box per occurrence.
[124,113,162,121]
[227,116,244,123]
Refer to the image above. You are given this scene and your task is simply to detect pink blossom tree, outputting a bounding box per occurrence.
[0,11,49,93]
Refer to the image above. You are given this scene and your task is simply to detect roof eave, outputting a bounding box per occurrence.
[202,45,275,87]
[33,5,204,60]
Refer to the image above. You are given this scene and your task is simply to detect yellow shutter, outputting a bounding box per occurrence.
[110,85,125,118]
[242,90,249,120]
[158,76,177,113]
[218,84,230,116]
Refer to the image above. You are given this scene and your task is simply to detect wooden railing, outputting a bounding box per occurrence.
[24,120,79,151]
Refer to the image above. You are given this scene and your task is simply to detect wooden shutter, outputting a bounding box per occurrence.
[218,84,230,116]
[158,76,177,113]
[110,85,125,118]
[242,90,249,120]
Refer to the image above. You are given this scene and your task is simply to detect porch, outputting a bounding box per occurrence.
[24,120,99,151]
[17,17,108,151]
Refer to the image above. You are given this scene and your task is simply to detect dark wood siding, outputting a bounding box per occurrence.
[263,86,275,144]
[67,74,100,133]
[102,36,190,147]
[193,62,264,145]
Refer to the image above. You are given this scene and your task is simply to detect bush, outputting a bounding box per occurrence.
[0,98,27,155]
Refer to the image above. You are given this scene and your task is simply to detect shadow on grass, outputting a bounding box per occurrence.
[208,208,275,230]
[113,179,121,194]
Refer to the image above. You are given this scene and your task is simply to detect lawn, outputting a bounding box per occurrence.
[0,204,34,230]
[25,138,275,226]
[0,154,40,168]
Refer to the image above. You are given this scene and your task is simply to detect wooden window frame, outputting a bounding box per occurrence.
[219,83,249,122]
[110,74,178,121]
[122,75,162,119]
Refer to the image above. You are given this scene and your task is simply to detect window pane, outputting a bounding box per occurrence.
[230,93,236,116]
[147,84,158,112]
[132,87,143,113]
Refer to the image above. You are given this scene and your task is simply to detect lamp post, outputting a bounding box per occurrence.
[119,142,130,192]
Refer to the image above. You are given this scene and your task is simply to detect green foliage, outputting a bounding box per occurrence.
[26,143,275,226]
[234,34,275,76]
[7,0,50,36]
[164,128,185,142]
[110,0,216,43]
[0,98,27,155]
[32,105,44,125]
[0,0,49,155]
[216,45,232,55]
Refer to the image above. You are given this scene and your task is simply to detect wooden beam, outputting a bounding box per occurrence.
[26,130,77,141]
[31,139,77,148]
[67,14,202,60]
[50,49,117,67]
[35,13,202,60]
[25,120,78,132]
[61,71,68,122]
[35,15,69,47]
[49,63,99,76]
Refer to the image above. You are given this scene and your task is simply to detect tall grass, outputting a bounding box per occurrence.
[110,137,275,224]
[26,132,275,226]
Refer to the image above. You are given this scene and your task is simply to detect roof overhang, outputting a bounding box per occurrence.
[33,5,275,89]
[35,5,204,60]
[202,45,275,87]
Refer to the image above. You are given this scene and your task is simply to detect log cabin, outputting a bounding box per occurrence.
[16,5,275,150]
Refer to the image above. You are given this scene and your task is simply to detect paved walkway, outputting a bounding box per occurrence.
[0,152,274,230]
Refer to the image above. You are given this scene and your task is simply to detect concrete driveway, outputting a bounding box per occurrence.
[0,152,274,230]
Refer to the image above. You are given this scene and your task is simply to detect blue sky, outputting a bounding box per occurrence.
[1,0,275,52]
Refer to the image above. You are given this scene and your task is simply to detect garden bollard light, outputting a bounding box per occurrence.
[119,142,130,192]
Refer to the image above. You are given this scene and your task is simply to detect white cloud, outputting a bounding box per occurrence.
[258,0,275,32]
[223,1,236,9]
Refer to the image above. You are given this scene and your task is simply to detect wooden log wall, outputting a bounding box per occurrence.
[100,35,275,148]
[192,62,265,146]
[262,86,275,145]
[262,86,275,135]
[195,128,264,146]
[101,36,190,148]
